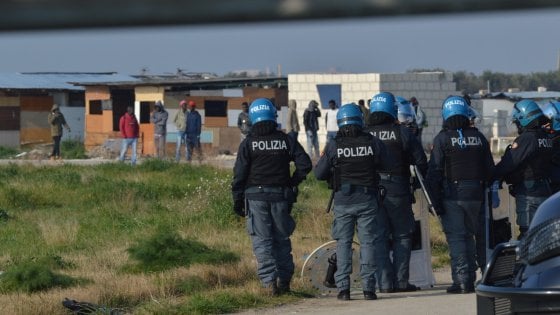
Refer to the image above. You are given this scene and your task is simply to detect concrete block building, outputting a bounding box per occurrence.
[287,72,459,151]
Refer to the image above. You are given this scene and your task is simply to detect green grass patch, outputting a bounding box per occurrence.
[180,291,266,315]
[175,276,211,295]
[0,256,85,293]
[61,139,88,159]
[0,146,18,159]
[124,230,239,273]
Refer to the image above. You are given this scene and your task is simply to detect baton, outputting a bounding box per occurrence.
[325,191,334,213]
[413,165,438,216]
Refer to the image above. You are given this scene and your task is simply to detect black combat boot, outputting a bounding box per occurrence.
[337,289,350,300]
[363,291,377,300]
[446,283,475,294]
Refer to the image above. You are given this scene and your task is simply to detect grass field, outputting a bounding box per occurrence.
[0,160,449,314]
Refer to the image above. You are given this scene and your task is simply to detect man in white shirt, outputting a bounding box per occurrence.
[325,99,339,143]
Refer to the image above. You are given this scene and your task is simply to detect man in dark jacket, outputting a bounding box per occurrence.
[232,98,312,296]
[150,100,168,159]
[303,100,321,158]
[494,99,553,238]
[315,103,392,301]
[185,100,203,162]
[366,92,428,293]
[426,96,494,294]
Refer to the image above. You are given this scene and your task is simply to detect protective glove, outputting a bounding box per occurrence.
[291,186,299,203]
[491,180,501,209]
[233,199,245,217]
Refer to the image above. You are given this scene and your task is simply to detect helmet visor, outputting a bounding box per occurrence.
[397,103,416,124]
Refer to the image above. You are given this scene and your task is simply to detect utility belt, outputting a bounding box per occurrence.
[378,173,407,182]
[509,178,551,197]
[245,185,290,201]
[442,179,486,200]
[338,184,378,195]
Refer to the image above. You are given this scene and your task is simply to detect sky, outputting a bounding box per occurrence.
[0,8,559,76]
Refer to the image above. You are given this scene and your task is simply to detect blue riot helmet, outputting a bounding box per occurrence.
[396,97,416,124]
[249,98,277,124]
[337,103,364,128]
[542,101,560,131]
[370,92,397,119]
[511,99,544,128]
[441,96,470,121]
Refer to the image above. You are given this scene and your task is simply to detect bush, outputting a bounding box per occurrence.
[125,230,239,273]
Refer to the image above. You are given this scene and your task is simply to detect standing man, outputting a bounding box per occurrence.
[185,100,203,162]
[231,98,312,296]
[425,96,494,294]
[410,97,426,145]
[285,99,300,141]
[358,99,370,125]
[324,99,339,143]
[150,100,168,159]
[315,103,392,301]
[47,104,71,160]
[366,92,428,293]
[494,99,553,238]
[119,105,139,165]
[174,100,188,162]
[303,100,321,159]
[237,102,251,141]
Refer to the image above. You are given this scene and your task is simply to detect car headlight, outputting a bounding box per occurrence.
[519,217,560,265]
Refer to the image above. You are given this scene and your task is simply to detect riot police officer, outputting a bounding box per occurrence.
[366,92,428,293]
[231,98,312,296]
[494,99,553,238]
[425,96,494,294]
[542,100,560,194]
[314,103,392,301]
[396,96,419,137]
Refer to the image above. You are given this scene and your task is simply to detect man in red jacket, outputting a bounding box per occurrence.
[119,106,140,165]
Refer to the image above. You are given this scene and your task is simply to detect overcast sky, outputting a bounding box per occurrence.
[0,8,559,76]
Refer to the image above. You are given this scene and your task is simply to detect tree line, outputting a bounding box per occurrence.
[410,68,560,94]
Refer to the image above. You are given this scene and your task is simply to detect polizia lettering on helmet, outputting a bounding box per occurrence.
[445,99,465,106]
[250,104,271,113]
[372,96,387,103]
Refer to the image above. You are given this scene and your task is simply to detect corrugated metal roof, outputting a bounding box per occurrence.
[0,72,138,90]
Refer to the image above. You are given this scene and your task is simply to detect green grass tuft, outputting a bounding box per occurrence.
[61,139,88,159]
[181,291,266,315]
[176,276,211,295]
[125,230,239,273]
[0,257,86,293]
[0,146,18,159]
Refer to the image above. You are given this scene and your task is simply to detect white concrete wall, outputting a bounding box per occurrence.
[288,72,459,153]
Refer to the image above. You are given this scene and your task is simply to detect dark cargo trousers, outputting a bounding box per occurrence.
[246,199,296,286]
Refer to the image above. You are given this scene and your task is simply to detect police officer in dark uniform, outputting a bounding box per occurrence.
[231,98,312,296]
[366,92,428,293]
[426,96,494,294]
[494,99,553,239]
[314,103,393,301]
[542,100,560,194]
